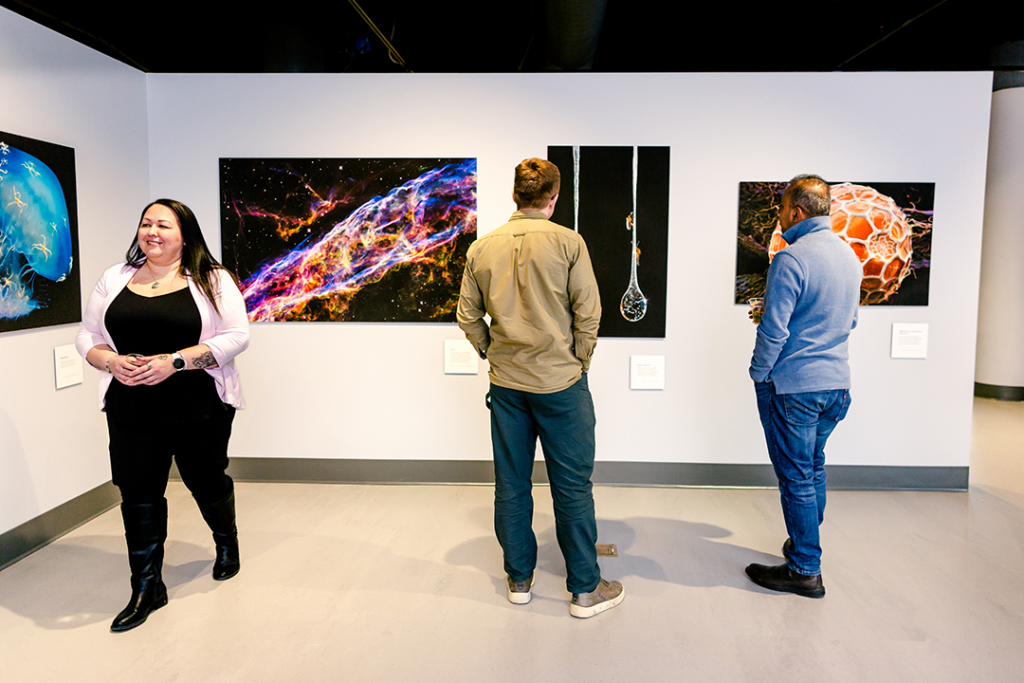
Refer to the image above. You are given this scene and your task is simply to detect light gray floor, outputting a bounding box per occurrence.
[1,397,1022,682]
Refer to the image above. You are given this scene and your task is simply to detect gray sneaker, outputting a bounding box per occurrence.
[570,578,625,618]
[506,572,534,604]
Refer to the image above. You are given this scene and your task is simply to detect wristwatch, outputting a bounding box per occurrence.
[171,352,186,371]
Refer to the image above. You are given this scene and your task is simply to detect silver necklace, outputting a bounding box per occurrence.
[145,262,175,289]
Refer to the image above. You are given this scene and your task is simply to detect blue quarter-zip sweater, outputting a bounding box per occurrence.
[749,215,862,393]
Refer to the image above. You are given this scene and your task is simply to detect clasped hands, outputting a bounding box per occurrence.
[110,353,177,386]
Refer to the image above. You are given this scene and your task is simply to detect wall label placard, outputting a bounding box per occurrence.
[891,323,929,359]
[444,339,478,375]
[630,355,665,390]
[54,343,83,389]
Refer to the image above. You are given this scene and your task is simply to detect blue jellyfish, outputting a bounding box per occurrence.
[0,142,73,319]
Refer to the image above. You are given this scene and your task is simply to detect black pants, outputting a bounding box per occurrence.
[107,407,235,505]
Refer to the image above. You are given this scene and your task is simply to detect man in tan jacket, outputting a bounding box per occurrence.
[457,158,624,618]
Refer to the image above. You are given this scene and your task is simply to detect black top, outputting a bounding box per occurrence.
[104,286,223,423]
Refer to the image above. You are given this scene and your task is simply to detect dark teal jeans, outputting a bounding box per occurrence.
[488,374,600,594]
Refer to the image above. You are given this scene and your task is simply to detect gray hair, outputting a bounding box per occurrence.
[785,174,831,217]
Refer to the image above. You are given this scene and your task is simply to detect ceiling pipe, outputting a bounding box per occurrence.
[543,0,609,71]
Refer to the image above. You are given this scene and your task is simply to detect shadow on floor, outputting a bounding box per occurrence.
[443,512,775,596]
[0,535,221,630]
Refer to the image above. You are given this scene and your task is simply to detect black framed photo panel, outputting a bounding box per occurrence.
[220,157,477,323]
[548,146,670,338]
[0,130,81,333]
[736,181,934,306]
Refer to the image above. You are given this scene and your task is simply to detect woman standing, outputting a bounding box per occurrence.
[76,199,250,633]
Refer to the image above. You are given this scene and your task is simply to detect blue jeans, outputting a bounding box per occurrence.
[755,381,851,576]
[488,374,600,594]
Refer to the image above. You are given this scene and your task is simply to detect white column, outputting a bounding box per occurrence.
[976,49,1024,400]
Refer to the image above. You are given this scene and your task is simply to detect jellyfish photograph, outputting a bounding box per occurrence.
[220,157,477,323]
[735,180,933,306]
[0,130,81,334]
[547,145,669,338]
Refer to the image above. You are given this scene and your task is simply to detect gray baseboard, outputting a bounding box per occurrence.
[170,458,969,491]
[825,465,967,490]
[595,462,968,490]
[0,481,120,571]
[974,382,1024,401]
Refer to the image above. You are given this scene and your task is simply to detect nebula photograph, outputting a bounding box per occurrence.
[220,157,477,323]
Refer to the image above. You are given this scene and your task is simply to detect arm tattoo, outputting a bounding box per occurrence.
[157,354,169,360]
[193,351,219,369]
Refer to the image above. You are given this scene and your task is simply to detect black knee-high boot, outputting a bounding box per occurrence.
[195,491,240,581]
[111,499,169,633]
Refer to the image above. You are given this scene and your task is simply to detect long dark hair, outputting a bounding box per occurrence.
[126,199,238,315]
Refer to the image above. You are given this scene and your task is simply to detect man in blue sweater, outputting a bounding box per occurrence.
[746,174,862,598]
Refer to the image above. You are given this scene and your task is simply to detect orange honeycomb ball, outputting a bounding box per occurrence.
[767,183,913,304]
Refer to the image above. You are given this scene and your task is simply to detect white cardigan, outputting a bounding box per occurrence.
[76,263,250,410]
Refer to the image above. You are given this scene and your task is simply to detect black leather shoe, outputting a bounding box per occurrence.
[745,562,825,598]
[196,491,240,581]
[212,536,240,581]
[110,576,168,632]
[782,538,793,563]
[111,500,169,632]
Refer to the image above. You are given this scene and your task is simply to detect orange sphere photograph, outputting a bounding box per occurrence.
[736,180,933,306]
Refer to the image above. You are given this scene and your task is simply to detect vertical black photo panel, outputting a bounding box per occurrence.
[547,146,669,338]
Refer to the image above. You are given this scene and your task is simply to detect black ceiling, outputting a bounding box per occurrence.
[3,0,1022,74]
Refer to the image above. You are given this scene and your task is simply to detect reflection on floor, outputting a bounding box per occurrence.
[1,398,1022,682]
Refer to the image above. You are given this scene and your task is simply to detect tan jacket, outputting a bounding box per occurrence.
[457,210,601,394]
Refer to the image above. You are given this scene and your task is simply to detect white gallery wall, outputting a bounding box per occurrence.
[0,7,994,538]
[146,71,992,469]
[0,8,150,534]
